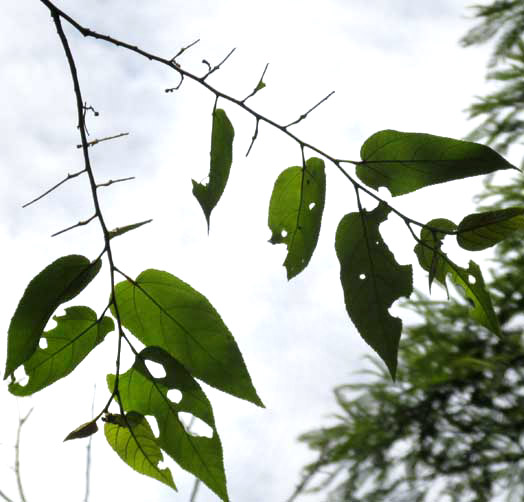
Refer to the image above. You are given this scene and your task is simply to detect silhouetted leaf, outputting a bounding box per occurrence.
[104,411,176,490]
[108,219,152,240]
[357,130,516,196]
[64,419,98,441]
[113,269,263,406]
[108,347,227,501]
[457,207,524,250]
[414,218,457,292]
[192,108,234,230]
[335,202,413,378]
[268,157,326,279]
[9,306,114,396]
[4,255,102,379]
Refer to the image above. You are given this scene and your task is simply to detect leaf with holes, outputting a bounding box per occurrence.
[335,202,413,378]
[9,306,113,396]
[113,269,263,406]
[268,157,326,279]
[414,218,457,293]
[104,410,176,490]
[4,255,102,380]
[457,207,524,251]
[447,260,501,337]
[356,130,516,196]
[192,108,234,230]
[107,347,227,500]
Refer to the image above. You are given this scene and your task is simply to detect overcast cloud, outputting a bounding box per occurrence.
[0,2,507,502]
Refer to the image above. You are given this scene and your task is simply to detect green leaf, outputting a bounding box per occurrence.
[8,306,114,396]
[104,411,176,491]
[356,130,516,196]
[4,255,102,379]
[268,157,326,279]
[192,108,234,230]
[447,260,501,337]
[113,269,263,406]
[108,219,152,240]
[457,207,524,250]
[64,419,99,441]
[107,347,227,501]
[414,218,457,292]
[335,202,413,379]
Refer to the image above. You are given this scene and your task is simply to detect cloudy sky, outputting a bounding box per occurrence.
[0,1,511,502]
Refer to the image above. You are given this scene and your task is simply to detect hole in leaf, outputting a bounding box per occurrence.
[39,338,48,349]
[468,274,476,285]
[178,412,213,438]
[281,229,288,238]
[145,360,166,379]
[146,416,160,438]
[359,273,366,280]
[167,389,182,404]
[13,366,28,386]
[308,202,316,210]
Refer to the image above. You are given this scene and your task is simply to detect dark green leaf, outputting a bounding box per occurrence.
[113,269,263,406]
[192,108,234,230]
[108,219,152,240]
[414,218,457,292]
[335,202,413,378]
[9,306,114,396]
[4,255,102,379]
[268,157,326,279]
[447,260,501,337]
[457,207,524,250]
[104,411,176,490]
[356,130,516,196]
[107,347,227,500]
[64,419,99,441]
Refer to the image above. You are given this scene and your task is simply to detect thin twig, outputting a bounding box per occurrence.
[76,132,129,149]
[202,48,236,79]
[15,409,33,502]
[246,118,260,157]
[22,169,86,208]
[51,214,96,237]
[0,490,15,502]
[284,91,335,128]
[171,38,200,62]
[96,176,135,189]
[84,386,96,502]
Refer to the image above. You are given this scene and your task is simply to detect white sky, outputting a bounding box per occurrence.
[0,1,513,502]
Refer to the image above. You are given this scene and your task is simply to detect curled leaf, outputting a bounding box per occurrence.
[268,157,326,279]
[192,108,234,230]
[64,419,98,441]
